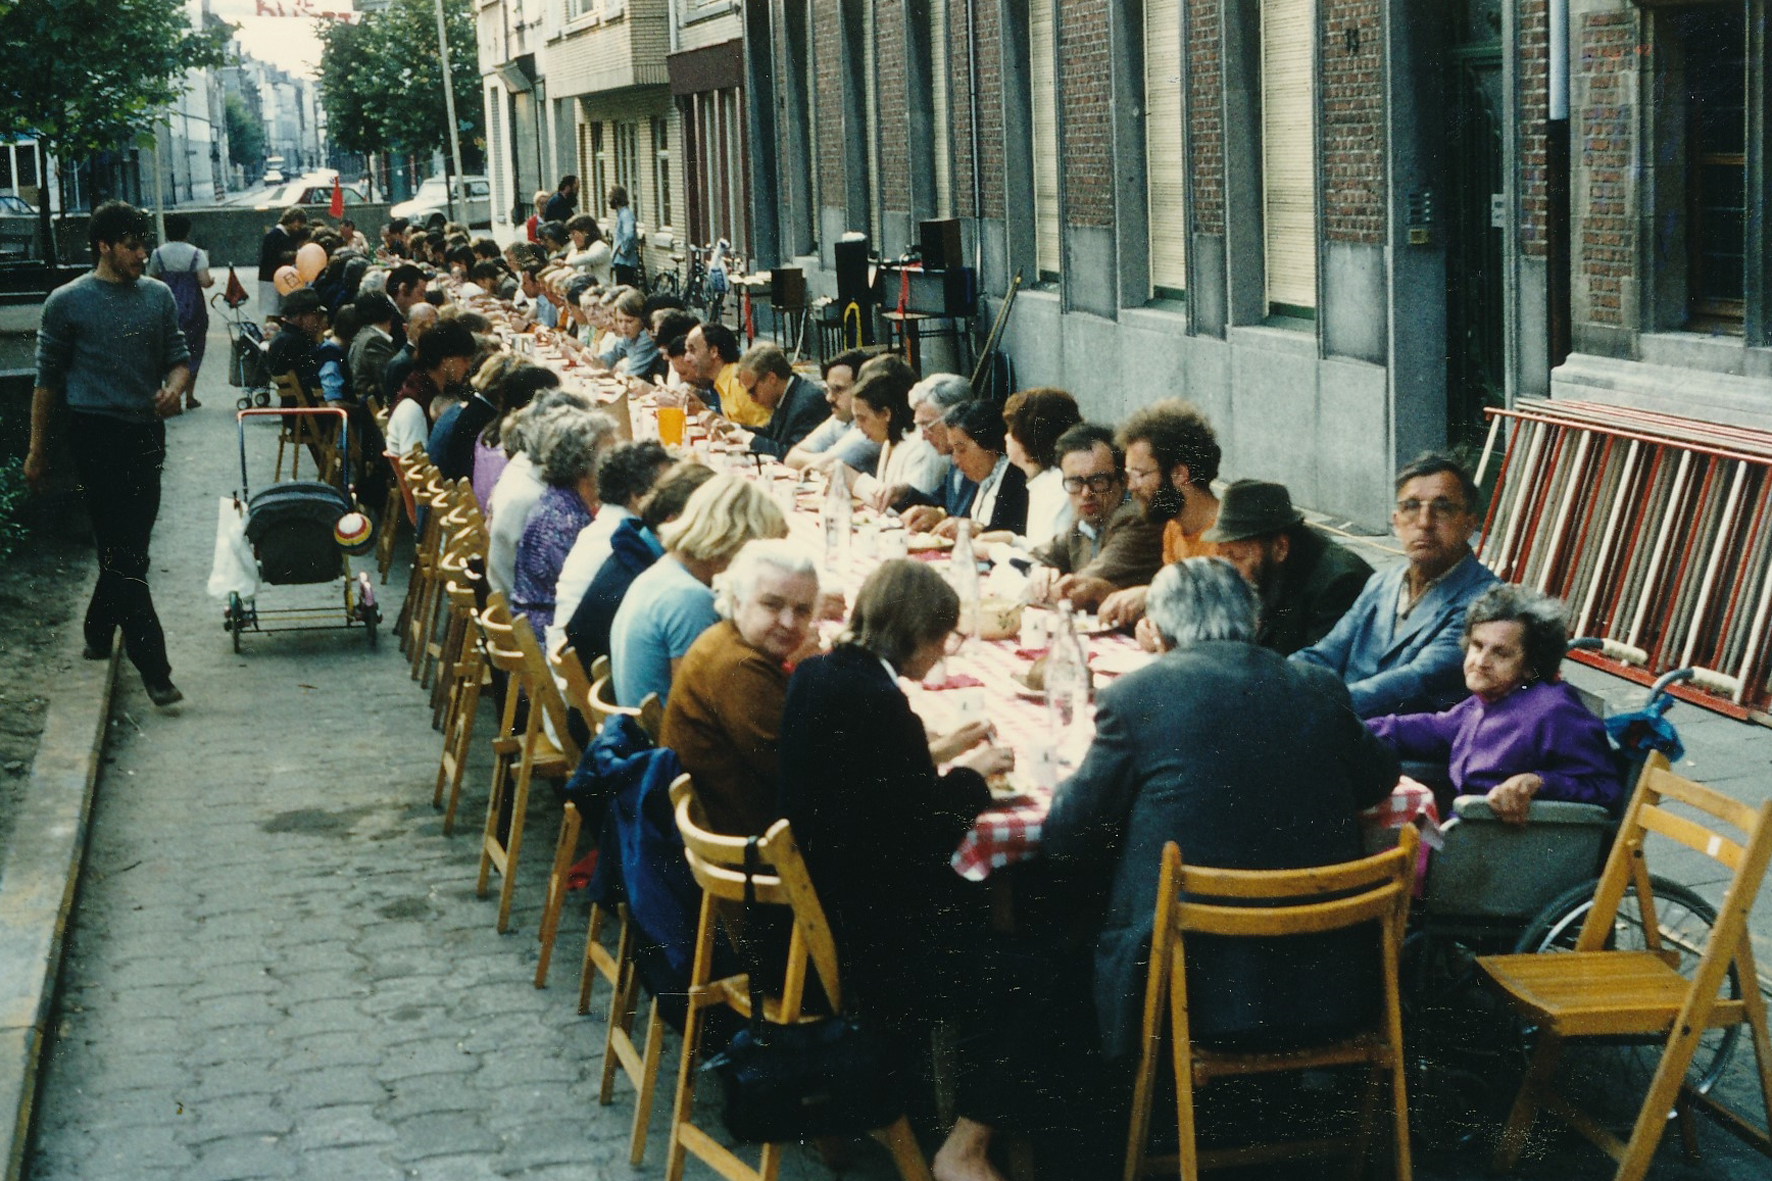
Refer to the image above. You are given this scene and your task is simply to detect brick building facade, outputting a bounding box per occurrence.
[474,1,1772,526]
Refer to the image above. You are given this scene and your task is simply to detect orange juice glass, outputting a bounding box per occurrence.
[657,405,686,446]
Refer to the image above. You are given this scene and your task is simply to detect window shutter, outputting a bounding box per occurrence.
[1146,0,1185,294]
[1029,0,1060,278]
[931,0,952,217]
[1262,0,1317,312]
[487,86,507,224]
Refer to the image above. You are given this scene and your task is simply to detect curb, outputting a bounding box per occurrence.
[0,584,117,1181]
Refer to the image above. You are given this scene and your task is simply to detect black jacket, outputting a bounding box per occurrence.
[1257,525,1374,656]
[747,375,828,460]
[963,460,1029,536]
[432,395,499,482]
[1045,641,1398,1058]
[564,518,664,673]
[777,645,991,1007]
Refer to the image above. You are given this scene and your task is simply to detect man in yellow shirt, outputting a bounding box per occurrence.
[686,321,771,428]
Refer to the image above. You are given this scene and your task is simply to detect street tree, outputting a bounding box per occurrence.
[0,0,229,256]
[224,93,267,176]
[317,0,481,186]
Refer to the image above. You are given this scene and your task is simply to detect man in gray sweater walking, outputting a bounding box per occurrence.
[26,201,192,708]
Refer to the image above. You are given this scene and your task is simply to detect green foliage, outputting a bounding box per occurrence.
[0,0,230,157]
[317,0,481,161]
[224,92,266,172]
[0,457,30,564]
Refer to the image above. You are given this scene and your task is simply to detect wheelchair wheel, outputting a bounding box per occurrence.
[1514,875,1741,1097]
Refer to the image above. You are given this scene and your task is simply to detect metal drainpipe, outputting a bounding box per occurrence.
[966,0,983,276]
[1547,0,1571,367]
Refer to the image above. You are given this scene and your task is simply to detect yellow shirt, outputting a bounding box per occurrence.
[717,362,772,428]
[1162,515,1220,565]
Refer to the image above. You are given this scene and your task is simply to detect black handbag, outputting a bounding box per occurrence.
[699,838,903,1143]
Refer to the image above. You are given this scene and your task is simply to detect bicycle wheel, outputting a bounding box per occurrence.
[651,269,679,298]
[1514,875,1741,1097]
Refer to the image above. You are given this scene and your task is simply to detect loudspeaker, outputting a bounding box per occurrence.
[919,218,962,270]
[834,234,872,308]
[770,267,806,309]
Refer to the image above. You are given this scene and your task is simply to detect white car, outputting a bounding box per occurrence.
[253,173,369,213]
[391,175,492,232]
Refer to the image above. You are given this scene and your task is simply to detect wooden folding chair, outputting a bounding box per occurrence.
[666,778,933,1181]
[429,495,486,725]
[474,597,580,933]
[271,372,339,484]
[1478,753,1772,1181]
[407,473,460,686]
[377,428,416,584]
[400,457,443,663]
[433,556,489,836]
[1123,828,1417,1181]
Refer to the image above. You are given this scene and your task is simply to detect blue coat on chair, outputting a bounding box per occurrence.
[1292,551,1498,719]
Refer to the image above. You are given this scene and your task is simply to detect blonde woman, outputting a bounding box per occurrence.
[606,472,788,707]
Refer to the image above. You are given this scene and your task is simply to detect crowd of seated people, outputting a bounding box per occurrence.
[349,205,1638,1177]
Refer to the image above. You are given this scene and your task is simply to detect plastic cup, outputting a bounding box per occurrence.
[657,405,685,446]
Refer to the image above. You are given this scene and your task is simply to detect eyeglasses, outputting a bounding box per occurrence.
[942,629,967,656]
[1062,474,1120,494]
[1394,497,1467,520]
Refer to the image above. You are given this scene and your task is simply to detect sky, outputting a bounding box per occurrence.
[208,0,346,81]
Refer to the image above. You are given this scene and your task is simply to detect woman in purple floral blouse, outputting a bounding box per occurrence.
[511,409,620,631]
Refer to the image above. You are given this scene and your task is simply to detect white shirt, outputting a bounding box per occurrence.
[876,429,948,495]
[385,398,428,459]
[1022,467,1074,549]
[487,453,547,597]
[546,504,635,658]
[969,455,1011,530]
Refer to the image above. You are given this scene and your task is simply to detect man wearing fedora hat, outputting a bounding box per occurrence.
[1202,479,1373,656]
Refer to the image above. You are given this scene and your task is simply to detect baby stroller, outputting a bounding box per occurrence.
[215,285,273,410]
[221,407,380,652]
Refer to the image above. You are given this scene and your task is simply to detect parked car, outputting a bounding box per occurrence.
[252,173,369,214]
[0,193,39,259]
[391,175,492,231]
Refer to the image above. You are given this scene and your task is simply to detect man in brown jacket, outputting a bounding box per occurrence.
[1030,423,1165,607]
[658,539,821,835]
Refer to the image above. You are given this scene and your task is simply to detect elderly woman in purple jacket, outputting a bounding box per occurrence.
[1368,584,1623,824]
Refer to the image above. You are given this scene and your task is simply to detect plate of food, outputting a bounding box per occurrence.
[905,532,954,553]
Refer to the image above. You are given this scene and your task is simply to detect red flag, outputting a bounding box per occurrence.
[328,176,344,219]
[223,265,248,309]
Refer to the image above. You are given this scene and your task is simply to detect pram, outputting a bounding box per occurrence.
[222,407,381,651]
[215,287,272,409]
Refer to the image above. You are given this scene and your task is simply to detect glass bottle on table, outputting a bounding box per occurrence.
[951,518,981,638]
[1045,598,1090,733]
[823,466,853,572]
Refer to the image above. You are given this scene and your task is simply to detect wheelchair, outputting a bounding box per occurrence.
[1394,656,1742,1153]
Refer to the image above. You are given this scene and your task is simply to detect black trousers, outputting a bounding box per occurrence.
[69,412,172,687]
[613,263,641,290]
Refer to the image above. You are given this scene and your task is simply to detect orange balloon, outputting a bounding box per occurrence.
[273,265,304,295]
[295,241,327,283]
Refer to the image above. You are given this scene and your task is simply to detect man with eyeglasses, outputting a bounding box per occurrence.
[1029,423,1164,606]
[1292,452,1498,718]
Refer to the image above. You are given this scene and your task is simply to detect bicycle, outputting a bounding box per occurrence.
[651,239,737,325]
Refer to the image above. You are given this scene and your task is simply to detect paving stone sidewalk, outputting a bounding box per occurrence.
[22,317,879,1181]
[21,309,1772,1180]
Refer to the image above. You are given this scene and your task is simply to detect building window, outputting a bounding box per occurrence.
[1028,0,1060,282]
[589,120,608,214]
[1261,0,1316,318]
[1663,7,1746,332]
[1146,0,1186,299]
[614,120,639,205]
[652,115,672,228]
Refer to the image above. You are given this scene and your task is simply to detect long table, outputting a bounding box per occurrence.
[494,319,1439,883]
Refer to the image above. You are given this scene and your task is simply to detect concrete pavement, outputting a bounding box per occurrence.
[14,306,1772,1179]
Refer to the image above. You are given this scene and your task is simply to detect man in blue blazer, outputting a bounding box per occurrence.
[1293,453,1499,717]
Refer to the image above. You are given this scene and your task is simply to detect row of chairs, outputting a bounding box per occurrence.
[383,445,921,1181]
[378,446,1772,1181]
